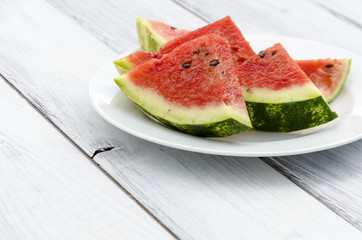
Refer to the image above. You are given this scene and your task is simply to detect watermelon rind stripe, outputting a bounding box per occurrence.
[114,75,252,137]
[327,58,352,103]
[136,18,167,53]
[246,96,338,132]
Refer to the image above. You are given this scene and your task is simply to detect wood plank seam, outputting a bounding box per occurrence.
[171,0,211,23]
[262,156,361,231]
[312,1,362,30]
[44,0,119,53]
[0,73,180,240]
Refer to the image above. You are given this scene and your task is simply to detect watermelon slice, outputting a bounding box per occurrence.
[136,18,190,53]
[156,16,255,64]
[237,43,338,132]
[296,59,351,102]
[115,34,252,137]
[113,51,154,75]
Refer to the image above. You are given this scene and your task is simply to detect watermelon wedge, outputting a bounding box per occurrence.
[156,16,255,64]
[115,34,252,137]
[113,51,154,75]
[296,58,351,102]
[237,43,338,132]
[136,18,190,53]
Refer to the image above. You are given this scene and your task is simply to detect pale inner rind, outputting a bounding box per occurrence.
[136,18,167,52]
[113,59,134,75]
[116,76,251,127]
[242,82,322,103]
[328,58,351,102]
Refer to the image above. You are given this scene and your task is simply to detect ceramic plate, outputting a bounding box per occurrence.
[89,35,362,157]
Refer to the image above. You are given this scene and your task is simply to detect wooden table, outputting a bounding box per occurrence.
[1,0,362,239]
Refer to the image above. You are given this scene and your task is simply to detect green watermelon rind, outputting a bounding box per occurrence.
[114,75,252,137]
[113,58,135,75]
[146,109,251,137]
[246,96,338,132]
[327,58,352,103]
[136,18,167,53]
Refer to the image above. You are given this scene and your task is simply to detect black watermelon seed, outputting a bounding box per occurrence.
[182,62,191,68]
[194,50,200,54]
[271,51,277,55]
[205,52,209,56]
[221,71,225,74]
[326,64,333,68]
[258,50,266,58]
[209,60,220,66]
[171,26,177,30]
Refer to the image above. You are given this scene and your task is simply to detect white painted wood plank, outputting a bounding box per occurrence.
[175,0,362,231]
[174,0,362,55]
[46,0,206,53]
[0,81,172,239]
[264,142,362,229]
[95,149,362,240]
[1,0,361,239]
[311,0,362,29]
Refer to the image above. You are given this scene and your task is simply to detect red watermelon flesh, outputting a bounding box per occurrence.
[147,19,190,42]
[116,52,350,96]
[113,51,154,75]
[296,58,351,102]
[238,44,311,90]
[128,34,246,109]
[132,17,350,102]
[156,16,255,64]
[125,51,154,66]
[115,50,350,103]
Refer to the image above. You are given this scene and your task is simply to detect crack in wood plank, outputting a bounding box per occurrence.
[91,146,115,158]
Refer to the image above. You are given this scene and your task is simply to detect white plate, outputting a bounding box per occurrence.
[89,35,362,157]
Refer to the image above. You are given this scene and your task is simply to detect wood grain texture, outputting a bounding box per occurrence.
[96,148,362,239]
[46,0,206,53]
[0,80,172,239]
[264,143,362,230]
[1,0,362,239]
[173,0,362,55]
[175,0,362,231]
[311,0,362,30]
